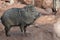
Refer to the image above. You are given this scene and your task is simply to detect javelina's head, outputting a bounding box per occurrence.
[24,5,40,19]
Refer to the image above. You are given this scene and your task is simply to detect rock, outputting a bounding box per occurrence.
[0,3,26,17]
[34,15,56,25]
[34,0,43,8]
[0,1,6,8]
[0,23,4,31]
[23,0,43,8]
[56,8,60,17]
[24,0,33,4]
[45,8,53,14]
[54,18,60,40]
[42,0,53,8]
[36,7,53,15]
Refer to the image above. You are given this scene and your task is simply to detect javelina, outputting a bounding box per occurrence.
[1,5,40,36]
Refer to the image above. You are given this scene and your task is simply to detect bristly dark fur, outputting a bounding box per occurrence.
[1,5,41,37]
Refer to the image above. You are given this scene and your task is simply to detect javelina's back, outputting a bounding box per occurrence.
[1,8,21,25]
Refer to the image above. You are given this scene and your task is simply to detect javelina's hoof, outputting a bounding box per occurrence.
[20,32,24,36]
[6,35,10,37]
[6,34,11,37]
[20,32,31,37]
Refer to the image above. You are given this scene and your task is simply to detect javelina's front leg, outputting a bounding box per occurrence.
[24,26,27,34]
[24,26,31,37]
[19,23,27,36]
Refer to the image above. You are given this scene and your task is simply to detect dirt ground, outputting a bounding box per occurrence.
[0,22,54,40]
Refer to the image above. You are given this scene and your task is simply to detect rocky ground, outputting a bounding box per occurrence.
[0,0,60,40]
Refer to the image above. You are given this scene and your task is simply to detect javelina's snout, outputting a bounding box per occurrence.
[1,5,40,37]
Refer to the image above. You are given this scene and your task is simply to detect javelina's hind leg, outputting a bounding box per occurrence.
[19,24,27,36]
[5,26,11,37]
